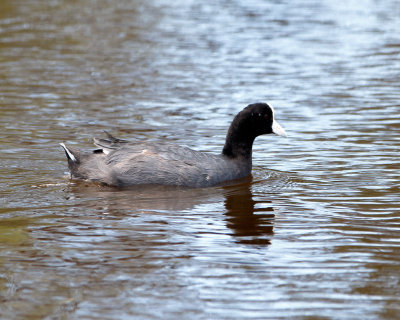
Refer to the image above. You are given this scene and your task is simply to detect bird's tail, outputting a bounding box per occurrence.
[59,143,83,178]
[60,143,78,162]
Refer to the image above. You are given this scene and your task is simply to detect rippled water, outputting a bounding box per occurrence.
[1,0,400,319]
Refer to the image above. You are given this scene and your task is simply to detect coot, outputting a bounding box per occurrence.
[60,103,286,188]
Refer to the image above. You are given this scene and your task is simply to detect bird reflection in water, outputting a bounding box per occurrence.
[64,178,275,246]
[223,180,274,246]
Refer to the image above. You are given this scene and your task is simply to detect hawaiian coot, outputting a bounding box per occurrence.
[60,102,287,188]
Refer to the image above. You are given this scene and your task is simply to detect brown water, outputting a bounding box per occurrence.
[1,0,400,319]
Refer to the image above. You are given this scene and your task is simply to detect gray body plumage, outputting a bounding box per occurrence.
[63,137,251,188]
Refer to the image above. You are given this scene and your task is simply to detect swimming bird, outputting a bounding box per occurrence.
[60,102,287,188]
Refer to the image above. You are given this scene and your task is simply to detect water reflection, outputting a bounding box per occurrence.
[65,177,275,246]
[224,181,274,246]
[64,180,219,213]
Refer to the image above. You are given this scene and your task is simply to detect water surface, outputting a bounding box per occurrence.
[1,0,400,319]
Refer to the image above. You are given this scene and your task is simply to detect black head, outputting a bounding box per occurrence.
[222,102,286,158]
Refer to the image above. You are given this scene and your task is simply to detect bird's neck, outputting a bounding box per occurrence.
[222,127,255,159]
